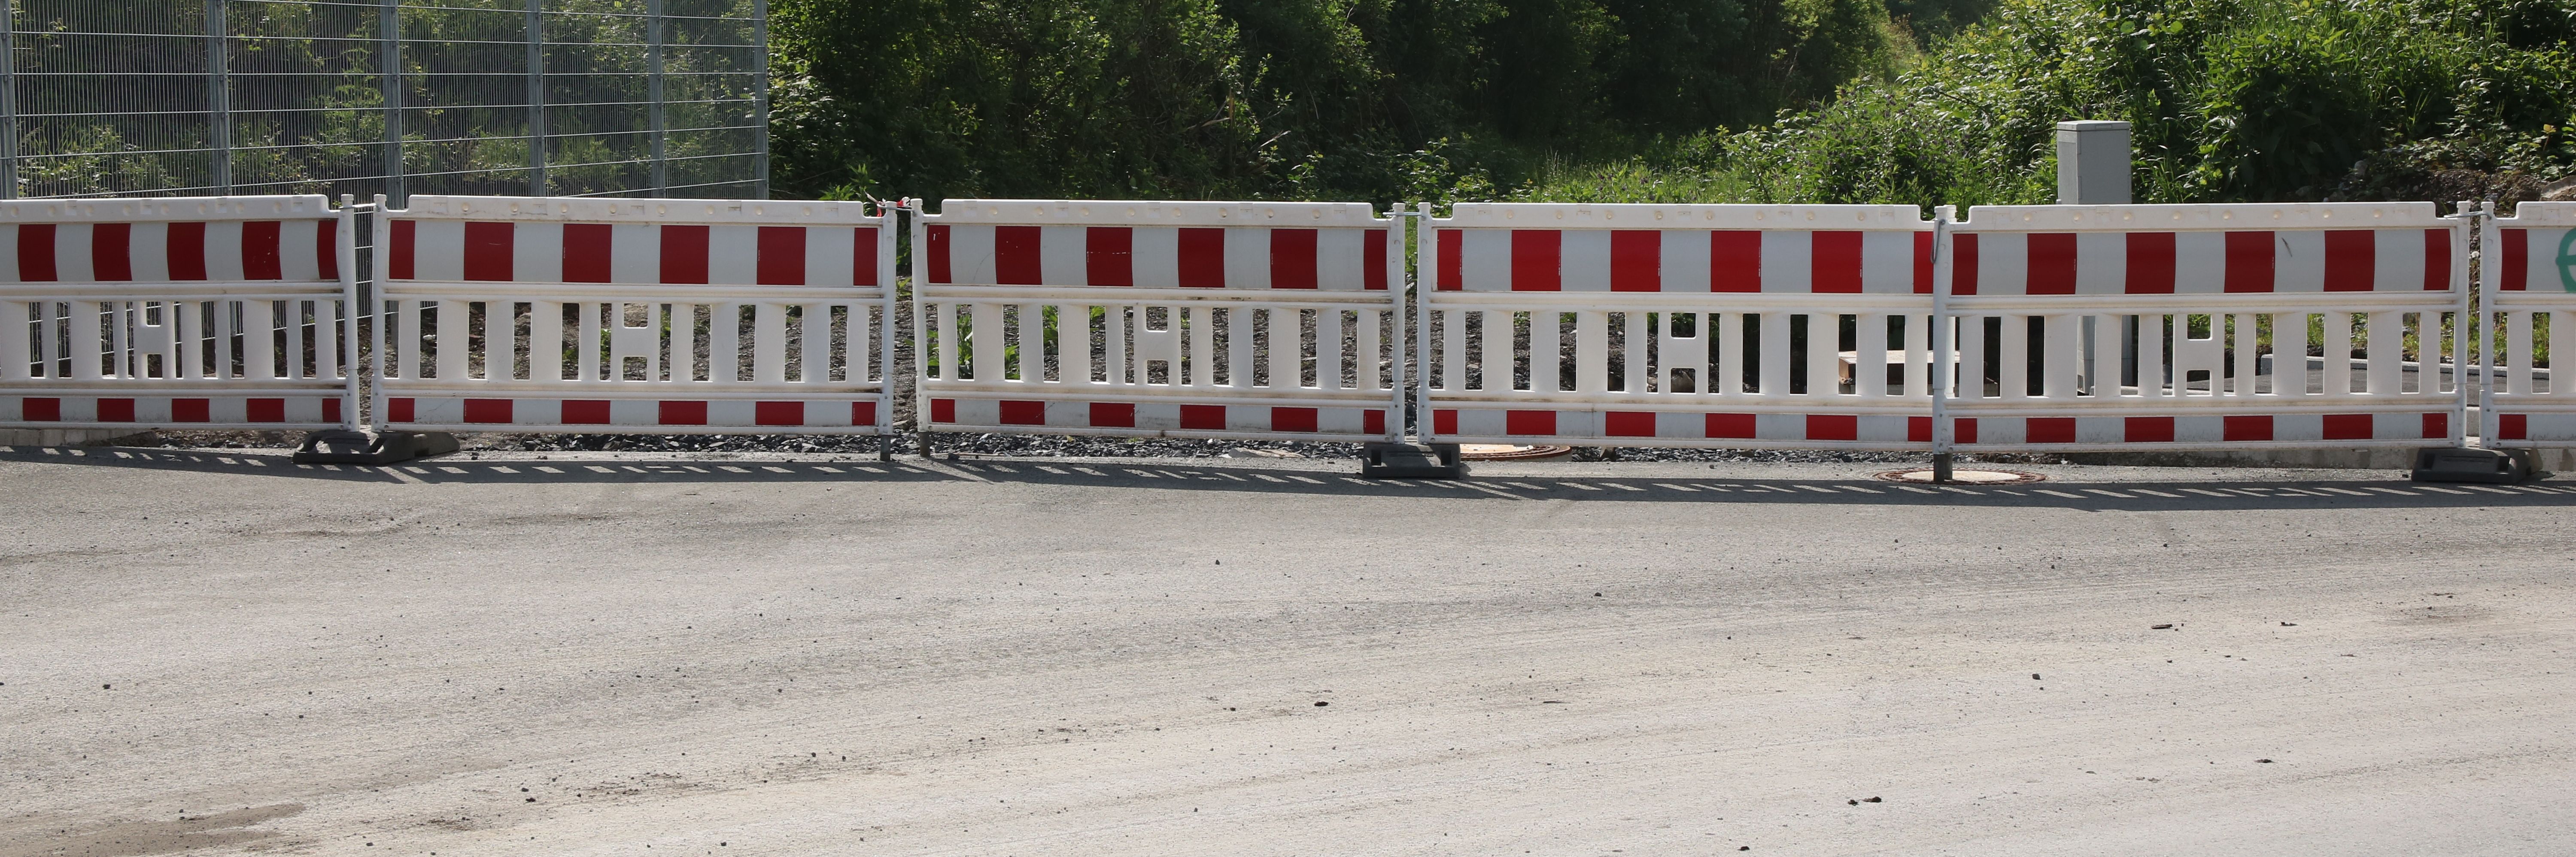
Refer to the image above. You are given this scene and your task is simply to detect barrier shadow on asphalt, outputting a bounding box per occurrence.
[9,444,2574,512]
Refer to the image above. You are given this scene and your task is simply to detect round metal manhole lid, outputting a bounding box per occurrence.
[1457,444,1575,461]
[1875,467,2046,484]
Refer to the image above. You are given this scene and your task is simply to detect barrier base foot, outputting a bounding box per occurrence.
[1361,442,1463,479]
[1932,453,1955,484]
[293,430,459,466]
[2411,448,2536,484]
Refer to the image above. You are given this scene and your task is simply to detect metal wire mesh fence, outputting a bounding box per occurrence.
[0,0,766,203]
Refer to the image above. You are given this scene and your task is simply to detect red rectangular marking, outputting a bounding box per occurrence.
[994,225,1042,285]
[2125,232,2175,294]
[2422,229,2449,291]
[1806,414,1857,441]
[1271,406,1318,433]
[463,398,513,424]
[2026,417,2076,443]
[92,223,133,281]
[2322,230,2373,291]
[2423,412,2448,439]
[998,400,1046,425]
[315,220,339,280]
[1364,229,1388,290]
[659,225,710,284]
[1090,402,1136,428]
[22,397,61,421]
[1955,417,1979,445]
[1433,409,1458,436]
[323,398,342,424]
[756,226,807,285]
[384,220,412,280]
[2322,413,2372,441]
[853,227,880,286]
[562,223,613,282]
[1270,229,1318,289]
[1710,230,1760,292]
[1705,412,1756,439]
[387,397,416,423]
[1364,409,1387,436]
[1180,404,1226,430]
[96,398,136,422]
[1177,228,1226,288]
[2026,233,2076,295]
[2224,231,2274,292]
[1436,229,1462,291]
[2223,415,2273,442]
[1908,415,1932,442]
[17,224,54,282]
[1505,409,1556,436]
[2125,416,2175,443]
[1912,232,1934,294]
[930,398,957,423]
[1604,411,1656,437]
[1510,230,1561,291]
[926,224,952,284]
[1086,227,1133,286]
[852,400,878,427]
[658,400,709,425]
[1610,230,1660,292]
[2500,413,2528,440]
[562,400,611,424]
[456,221,511,281]
[172,398,211,423]
[755,400,805,426]
[1950,233,1978,295]
[241,221,283,280]
[1811,232,1863,294]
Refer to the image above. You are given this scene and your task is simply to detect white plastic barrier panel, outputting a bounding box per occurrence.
[1942,203,2467,451]
[2482,201,2576,446]
[912,199,1405,442]
[374,197,896,434]
[1417,203,1938,449]
[1,196,358,430]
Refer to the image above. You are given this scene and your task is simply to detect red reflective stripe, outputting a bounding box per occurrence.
[2500,229,2526,291]
[562,223,613,282]
[1505,409,1556,435]
[926,224,952,284]
[1912,232,1934,294]
[2223,415,2272,442]
[2322,413,2372,440]
[2224,231,2273,292]
[1271,406,1318,432]
[2500,414,2528,440]
[1610,230,1660,292]
[1363,229,1388,290]
[241,221,283,280]
[1086,227,1133,286]
[1711,230,1760,292]
[172,398,211,423]
[1812,232,1863,294]
[2423,412,2448,439]
[246,398,286,423]
[929,399,957,423]
[1510,230,1560,291]
[463,399,513,424]
[1090,402,1135,428]
[1436,229,1462,291]
[1177,228,1226,288]
[1954,417,1978,445]
[2025,233,2076,295]
[97,398,136,422]
[1705,412,1755,439]
[92,223,133,282]
[386,397,416,423]
[1950,233,1978,295]
[1270,229,1318,289]
[660,225,709,284]
[2027,417,2075,443]
[1433,409,1458,435]
[756,226,807,285]
[1179,404,1225,429]
[755,401,805,426]
[462,221,513,282]
[998,400,1045,425]
[2322,230,2373,292]
[1807,414,1858,441]
[1363,409,1386,436]
[2422,229,2449,291]
[852,400,878,426]
[323,398,342,423]
[17,224,54,282]
[20,397,60,421]
[563,400,611,424]
[658,400,709,425]
[853,227,879,286]
[2125,232,2174,294]
[994,225,1042,285]
[316,220,339,280]
[2125,416,2175,443]
[1605,411,1656,436]
[1908,415,1931,442]
[384,220,411,281]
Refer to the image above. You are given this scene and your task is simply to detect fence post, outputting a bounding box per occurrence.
[0,0,16,200]
[208,0,231,194]
[2057,120,2132,392]
[381,0,403,206]
[647,0,666,194]
[1930,206,1956,482]
[751,0,769,199]
[526,0,546,195]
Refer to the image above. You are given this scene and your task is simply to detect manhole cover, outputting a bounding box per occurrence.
[1875,468,2045,484]
[1458,444,1574,461]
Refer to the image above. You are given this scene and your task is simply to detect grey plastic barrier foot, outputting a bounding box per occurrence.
[2410,448,2537,484]
[293,430,459,465]
[1361,442,1464,479]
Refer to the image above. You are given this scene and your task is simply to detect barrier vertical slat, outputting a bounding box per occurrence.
[1574,311,1606,393]
[70,300,102,380]
[1317,308,1343,391]
[1268,307,1297,390]
[3,301,27,382]
[1622,312,1646,396]
[1856,312,1888,397]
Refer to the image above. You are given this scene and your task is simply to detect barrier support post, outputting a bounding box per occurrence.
[904,197,936,459]
[1930,206,1956,483]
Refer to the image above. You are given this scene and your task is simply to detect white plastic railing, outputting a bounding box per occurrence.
[1417,203,1938,448]
[910,199,1406,442]
[372,196,896,434]
[1940,203,2470,451]
[1,196,357,430]
[2480,200,2576,447]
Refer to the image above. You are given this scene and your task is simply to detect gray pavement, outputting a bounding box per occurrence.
[3,446,2572,856]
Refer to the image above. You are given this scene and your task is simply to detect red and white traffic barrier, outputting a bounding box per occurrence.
[2480,201,2576,446]
[1,196,358,431]
[1941,203,2470,452]
[911,200,1406,442]
[372,196,896,434]
[1417,203,1938,449]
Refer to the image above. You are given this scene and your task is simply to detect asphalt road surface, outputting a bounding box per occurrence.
[4,447,2572,856]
